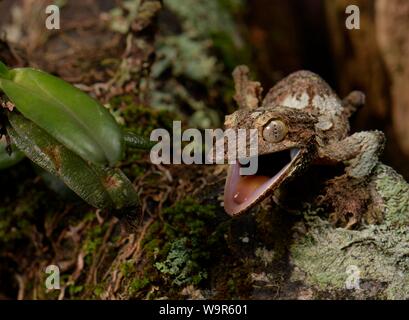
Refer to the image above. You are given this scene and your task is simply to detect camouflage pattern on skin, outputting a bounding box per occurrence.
[223,65,385,217]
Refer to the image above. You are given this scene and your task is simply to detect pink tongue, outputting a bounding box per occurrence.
[233,175,270,204]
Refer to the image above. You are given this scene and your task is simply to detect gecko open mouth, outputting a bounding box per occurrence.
[224,148,301,216]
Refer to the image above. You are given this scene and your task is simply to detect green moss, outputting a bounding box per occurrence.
[110,99,175,179]
[121,260,136,277]
[227,278,236,295]
[84,210,98,222]
[138,197,226,296]
[143,242,161,269]
[154,237,207,286]
[93,285,105,298]
[119,101,174,138]
[82,221,110,266]
[116,197,224,299]
[68,284,84,296]
[129,277,150,295]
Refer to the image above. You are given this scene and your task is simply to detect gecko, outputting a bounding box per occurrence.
[223,65,385,226]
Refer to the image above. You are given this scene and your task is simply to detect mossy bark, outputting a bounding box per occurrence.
[290,165,409,299]
[0,0,409,300]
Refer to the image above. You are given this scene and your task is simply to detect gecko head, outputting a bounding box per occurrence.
[223,106,317,216]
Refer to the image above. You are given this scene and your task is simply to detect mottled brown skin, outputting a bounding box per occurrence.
[225,65,385,221]
[225,106,317,157]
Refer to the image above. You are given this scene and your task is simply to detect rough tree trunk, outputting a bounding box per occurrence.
[0,0,408,300]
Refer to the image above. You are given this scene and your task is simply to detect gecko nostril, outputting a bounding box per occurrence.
[262,120,288,143]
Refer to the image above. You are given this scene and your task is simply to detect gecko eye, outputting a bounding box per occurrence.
[262,120,288,142]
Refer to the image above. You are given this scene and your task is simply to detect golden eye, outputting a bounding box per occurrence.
[262,120,288,142]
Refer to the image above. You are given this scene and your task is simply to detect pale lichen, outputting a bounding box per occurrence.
[150,0,247,129]
[290,164,409,299]
[373,164,409,227]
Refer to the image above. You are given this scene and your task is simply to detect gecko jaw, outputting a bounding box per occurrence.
[224,148,301,216]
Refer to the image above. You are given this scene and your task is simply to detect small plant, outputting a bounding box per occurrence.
[0,61,150,214]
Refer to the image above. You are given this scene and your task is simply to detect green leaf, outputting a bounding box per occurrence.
[0,139,25,170]
[0,61,11,79]
[123,130,155,150]
[7,112,139,212]
[0,67,124,165]
[33,164,79,201]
